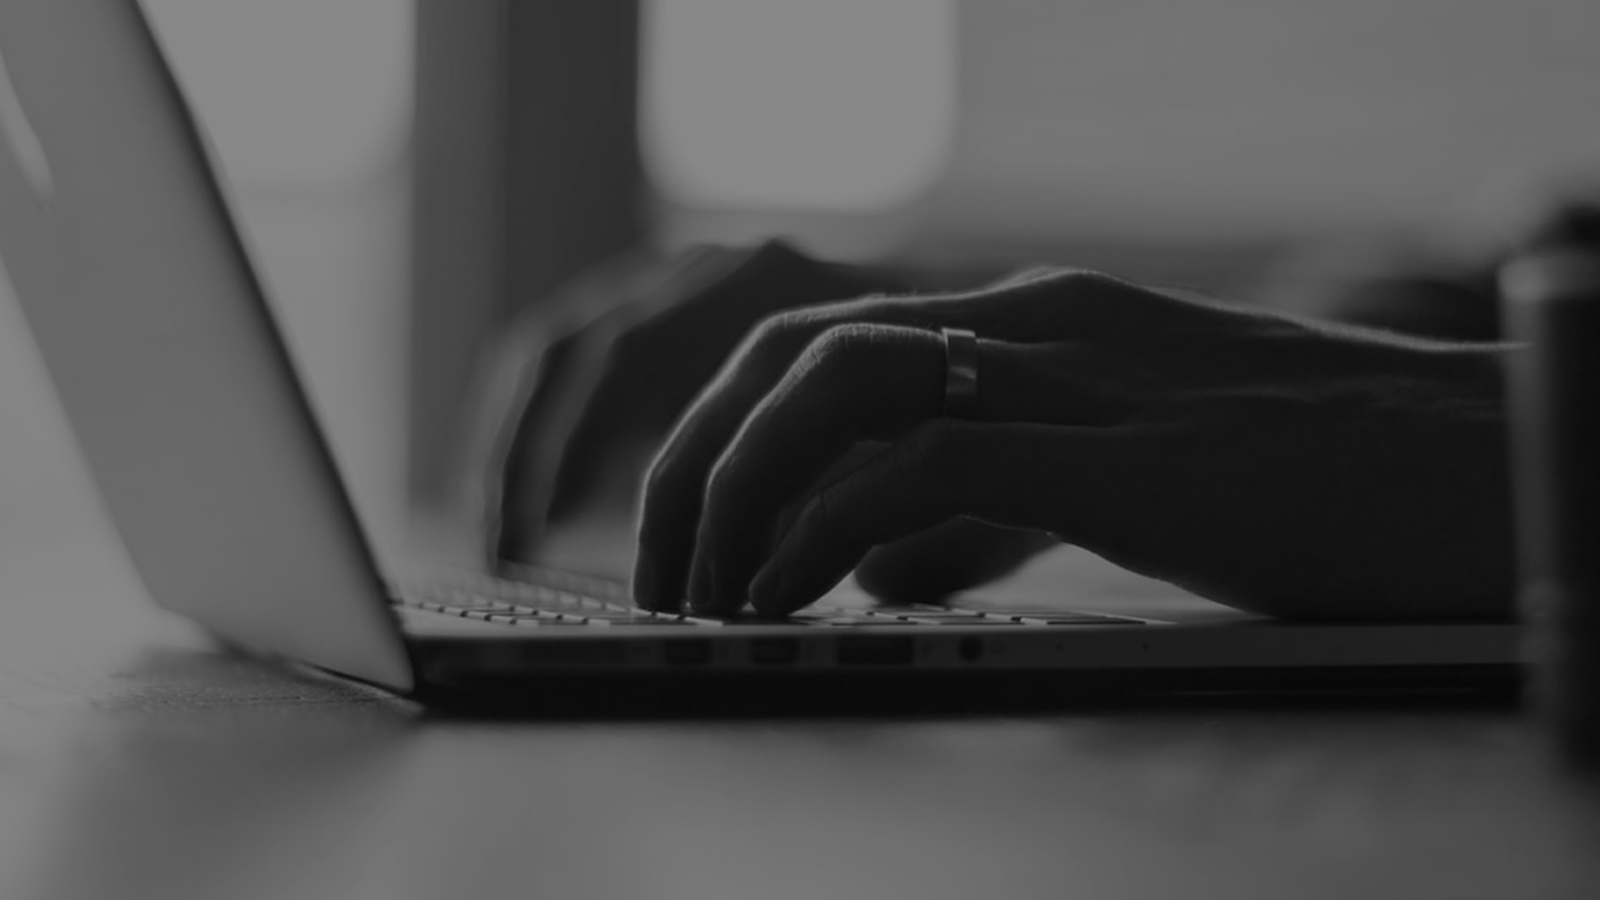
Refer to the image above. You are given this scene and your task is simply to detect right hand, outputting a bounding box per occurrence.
[478,240,1053,602]
[632,269,1515,619]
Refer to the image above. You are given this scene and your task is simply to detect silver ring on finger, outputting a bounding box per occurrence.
[940,327,979,419]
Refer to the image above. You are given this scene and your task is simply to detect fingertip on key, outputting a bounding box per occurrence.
[686,559,718,613]
[747,564,786,616]
[631,556,669,610]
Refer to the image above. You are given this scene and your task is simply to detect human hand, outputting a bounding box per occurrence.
[485,240,910,562]
[633,269,1515,619]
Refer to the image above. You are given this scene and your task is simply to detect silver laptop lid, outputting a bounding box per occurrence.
[0,0,412,690]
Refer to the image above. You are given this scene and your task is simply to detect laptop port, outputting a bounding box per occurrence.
[958,636,983,662]
[837,636,914,666]
[661,639,713,666]
[749,637,800,666]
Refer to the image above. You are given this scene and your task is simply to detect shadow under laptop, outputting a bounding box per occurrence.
[412,665,1521,722]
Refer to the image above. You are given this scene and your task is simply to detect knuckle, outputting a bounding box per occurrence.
[802,487,840,526]
[797,486,853,544]
[1027,268,1118,294]
[747,309,809,353]
[1000,265,1064,288]
[800,323,879,376]
[999,268,1144,330]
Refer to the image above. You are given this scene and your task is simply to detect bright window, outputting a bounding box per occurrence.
[641,0,957,212]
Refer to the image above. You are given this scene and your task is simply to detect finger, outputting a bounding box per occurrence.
[491,317,617,562]
[546,242,903,520]
[746,422,1125,616]
[684,323,942,611]
[492,250,741,560]
[497,249,746,553]
[631,274,1136,610]
[540,246,759,520]
[688,327,1117,612]
[853,519,1059,604]
[633,294,920,609]
[467,317,553,566]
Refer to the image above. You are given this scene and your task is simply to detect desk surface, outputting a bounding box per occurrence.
[2,515,1598,900]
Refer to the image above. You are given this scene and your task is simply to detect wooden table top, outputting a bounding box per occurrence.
[2,512,1598,900]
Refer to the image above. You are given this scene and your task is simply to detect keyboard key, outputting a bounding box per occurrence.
[1012,613,1145,626]
[814,617,918,627]
[584,617,701,627]
[920,619,1024,626]
[460,598,528,611]
[489,614,589,627]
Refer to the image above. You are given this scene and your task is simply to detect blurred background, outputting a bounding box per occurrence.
[2,0,1597,566]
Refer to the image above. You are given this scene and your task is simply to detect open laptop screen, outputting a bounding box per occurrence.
[0,0,411,689]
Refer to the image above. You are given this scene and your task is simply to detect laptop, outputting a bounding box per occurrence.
[0,0,1517,707]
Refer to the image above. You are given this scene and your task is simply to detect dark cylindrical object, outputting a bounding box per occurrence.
[1500,248,1600,762]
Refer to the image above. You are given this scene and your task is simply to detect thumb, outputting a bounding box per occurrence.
[854,518,1059,603]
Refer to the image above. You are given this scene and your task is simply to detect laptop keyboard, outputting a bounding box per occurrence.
[394,567,1147,628]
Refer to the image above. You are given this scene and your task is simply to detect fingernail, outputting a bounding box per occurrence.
[687,558,716,612]
[748,564,789,615]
